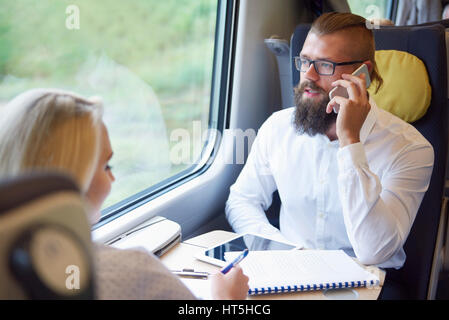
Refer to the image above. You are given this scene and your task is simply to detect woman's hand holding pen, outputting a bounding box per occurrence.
[210,265,249,300]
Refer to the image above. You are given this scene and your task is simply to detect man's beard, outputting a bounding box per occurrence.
[293,81,337,136]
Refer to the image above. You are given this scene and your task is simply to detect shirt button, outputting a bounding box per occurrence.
[318,212,325,219]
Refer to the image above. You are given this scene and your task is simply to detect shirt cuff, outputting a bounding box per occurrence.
[337,142,368,172]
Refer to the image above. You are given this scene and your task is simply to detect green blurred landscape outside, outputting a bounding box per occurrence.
[347,0,390,20]
[0,0,217,209]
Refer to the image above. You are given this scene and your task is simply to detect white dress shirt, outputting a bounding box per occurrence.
[225,100,434,269]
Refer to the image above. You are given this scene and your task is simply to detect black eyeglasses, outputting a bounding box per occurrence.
[294,57,364,76]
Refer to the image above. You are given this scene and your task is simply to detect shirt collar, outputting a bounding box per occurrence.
[359,97,377,144]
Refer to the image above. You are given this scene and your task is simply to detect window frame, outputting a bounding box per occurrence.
[388,0,399,22]
[94,0,237,229]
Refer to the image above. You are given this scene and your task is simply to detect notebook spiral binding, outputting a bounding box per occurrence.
[248,279,380,295]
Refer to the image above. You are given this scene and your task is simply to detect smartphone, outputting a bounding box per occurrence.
[329,63,371,113]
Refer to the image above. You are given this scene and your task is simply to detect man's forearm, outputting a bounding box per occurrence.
[225,197,284,239]
[337,142,432,266]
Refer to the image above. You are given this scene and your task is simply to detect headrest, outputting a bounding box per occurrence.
[0,172,95,299]
[368,50,432,123]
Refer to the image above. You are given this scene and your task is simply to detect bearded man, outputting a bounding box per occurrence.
[225,12,434,283]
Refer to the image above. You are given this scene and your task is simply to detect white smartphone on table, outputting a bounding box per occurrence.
[329,63,371,113]
[194,233,301,267]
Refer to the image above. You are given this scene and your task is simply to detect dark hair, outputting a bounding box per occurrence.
[310,12,383,93]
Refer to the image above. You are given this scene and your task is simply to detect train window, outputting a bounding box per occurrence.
[0,0,225,221]
[348,0,392,20]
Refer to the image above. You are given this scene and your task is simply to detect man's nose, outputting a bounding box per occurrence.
[303,63,320,82]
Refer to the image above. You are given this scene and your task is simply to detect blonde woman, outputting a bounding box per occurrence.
[0,89,249,300]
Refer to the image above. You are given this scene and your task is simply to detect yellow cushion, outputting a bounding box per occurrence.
[368,50,431,123]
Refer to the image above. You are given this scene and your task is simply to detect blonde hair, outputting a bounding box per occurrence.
[0,89,103,192]
[310,12,384,93]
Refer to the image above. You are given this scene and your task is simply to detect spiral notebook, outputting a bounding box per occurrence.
[224,250,380,295]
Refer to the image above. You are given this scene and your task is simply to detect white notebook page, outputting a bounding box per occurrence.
[225,250,379,291]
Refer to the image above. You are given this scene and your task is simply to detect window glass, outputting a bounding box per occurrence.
[348,0,391,20]
[0,0,218,211]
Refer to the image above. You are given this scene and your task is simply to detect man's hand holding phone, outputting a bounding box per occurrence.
[326,64,371,148]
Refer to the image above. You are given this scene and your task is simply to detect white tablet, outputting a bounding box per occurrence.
[194,233,301,267]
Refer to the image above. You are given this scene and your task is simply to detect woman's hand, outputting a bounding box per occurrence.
[326,73,370,148]
[210,265,249,300]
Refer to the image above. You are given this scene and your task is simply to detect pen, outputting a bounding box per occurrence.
[220,249,249,274]
[171,268,210,279]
